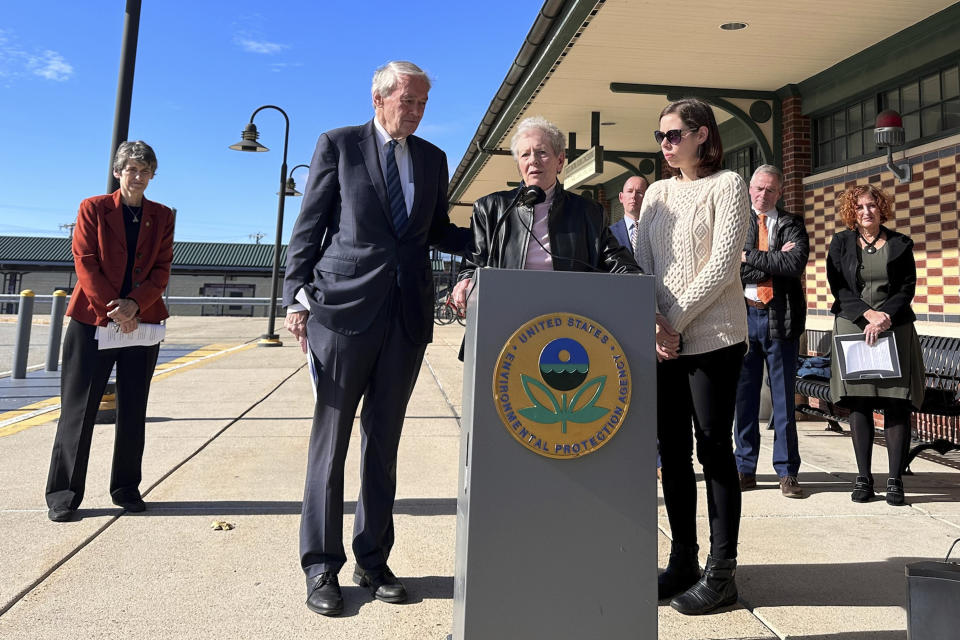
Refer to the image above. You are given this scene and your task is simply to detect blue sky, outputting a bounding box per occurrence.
[0,1,540,243]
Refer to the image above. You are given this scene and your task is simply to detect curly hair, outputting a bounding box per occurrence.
[837,184,892,230]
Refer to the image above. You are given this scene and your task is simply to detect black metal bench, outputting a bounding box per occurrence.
[795,332,960,468]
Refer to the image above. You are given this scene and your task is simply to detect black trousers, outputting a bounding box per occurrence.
[46,320,160,509]
[657,342,746,560]
[299,301,426,579]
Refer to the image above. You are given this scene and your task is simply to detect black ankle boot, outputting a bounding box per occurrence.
[851,475,875,503]
[886,477,905,506]
[658,542,701,600]
[670,554,738,615]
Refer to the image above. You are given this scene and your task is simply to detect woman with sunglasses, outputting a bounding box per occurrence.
[635,99,750,615]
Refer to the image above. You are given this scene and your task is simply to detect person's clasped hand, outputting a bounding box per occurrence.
[106,298,139,323]
[655,313,681,362]
[862,309,891,346]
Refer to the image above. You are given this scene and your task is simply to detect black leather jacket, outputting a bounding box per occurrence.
[458,183,641,280]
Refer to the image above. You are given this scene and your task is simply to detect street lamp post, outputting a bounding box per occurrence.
[229,105,290,347]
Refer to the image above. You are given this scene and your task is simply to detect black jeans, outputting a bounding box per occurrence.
[46,320,160,509]
[657,342,746,560]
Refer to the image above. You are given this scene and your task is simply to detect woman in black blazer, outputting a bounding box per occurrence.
[826,184,924,506]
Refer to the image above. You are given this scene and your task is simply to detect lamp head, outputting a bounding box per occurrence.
[279,177,302,196]
[875,110,905,148]
[229,123,269,152]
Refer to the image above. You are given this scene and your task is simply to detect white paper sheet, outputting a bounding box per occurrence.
[95,322,166,350]
[835,331,901,380]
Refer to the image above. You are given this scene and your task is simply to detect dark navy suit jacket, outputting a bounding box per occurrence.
[609,218,631,251]
[283,120,468,345]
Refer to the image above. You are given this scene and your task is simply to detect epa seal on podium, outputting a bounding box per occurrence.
[492,312,631,459]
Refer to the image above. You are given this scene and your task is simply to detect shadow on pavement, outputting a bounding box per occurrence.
[136,497,457,517]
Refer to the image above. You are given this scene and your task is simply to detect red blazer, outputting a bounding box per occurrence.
[66,190,175,326]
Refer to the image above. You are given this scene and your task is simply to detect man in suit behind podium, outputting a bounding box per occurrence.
[283,60,470,616]
[609,175,648,252]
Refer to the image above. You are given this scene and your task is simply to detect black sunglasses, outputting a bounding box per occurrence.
[653,128,693,145]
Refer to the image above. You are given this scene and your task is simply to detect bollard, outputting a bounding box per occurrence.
[95,381,117,424]
[46,290,68,372]
[11,290,35,379]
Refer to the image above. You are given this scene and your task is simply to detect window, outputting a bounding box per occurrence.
[724,144,757,182]
[813,62,960,169]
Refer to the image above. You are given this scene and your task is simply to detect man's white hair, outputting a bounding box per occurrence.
[371,61,431,100]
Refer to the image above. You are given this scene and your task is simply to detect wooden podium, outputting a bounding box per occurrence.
[452,269,658,639]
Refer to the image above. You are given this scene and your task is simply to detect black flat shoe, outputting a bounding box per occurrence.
[851,476,875,503]
[48,505,75,522]
[353,565,407,603]
[306,571,343,616]
[886,478,905,506]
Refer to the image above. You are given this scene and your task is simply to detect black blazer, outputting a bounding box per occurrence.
[283,120,469,344]
[826,226,917,326]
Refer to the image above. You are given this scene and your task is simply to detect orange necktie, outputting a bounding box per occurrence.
[757,214,774,304]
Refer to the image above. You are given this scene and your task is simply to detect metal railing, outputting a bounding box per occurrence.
[3,293,282,378]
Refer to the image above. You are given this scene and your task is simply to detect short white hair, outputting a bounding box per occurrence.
[752,164,783,187]
[371,61,431,99]
[510,116,565,160]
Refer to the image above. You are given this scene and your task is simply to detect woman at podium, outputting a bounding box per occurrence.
[634,99,750,615]
[452,115,640,310]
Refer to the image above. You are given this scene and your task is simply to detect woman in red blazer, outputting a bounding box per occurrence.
[46,141,175,522]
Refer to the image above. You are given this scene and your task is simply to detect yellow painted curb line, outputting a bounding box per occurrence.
[0,342,256,437]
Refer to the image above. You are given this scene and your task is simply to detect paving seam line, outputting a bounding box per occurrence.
[422,352,462,425]
[0,341,256,435]
[0,360,307,619]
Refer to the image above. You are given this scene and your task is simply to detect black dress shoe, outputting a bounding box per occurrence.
[851,476,875,503]
[112,496,146,513]
[886,478,906,506]
[353,565,407,603]
[306,571,343,616]
[48,505,75,522]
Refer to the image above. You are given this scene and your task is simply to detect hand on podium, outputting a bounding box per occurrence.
[453,278,472,312]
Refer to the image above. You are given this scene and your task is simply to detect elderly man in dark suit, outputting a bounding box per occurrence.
[283,60,469,616]
[609,175,648,252]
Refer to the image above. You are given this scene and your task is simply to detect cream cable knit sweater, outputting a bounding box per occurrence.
[636,170,750,356]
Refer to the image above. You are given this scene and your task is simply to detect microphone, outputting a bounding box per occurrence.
[519,184,546,208]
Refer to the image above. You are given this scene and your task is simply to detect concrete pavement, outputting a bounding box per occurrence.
[0,316,958,639]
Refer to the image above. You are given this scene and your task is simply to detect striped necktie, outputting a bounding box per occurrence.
[629,221,638,251]
[384,139,408,233]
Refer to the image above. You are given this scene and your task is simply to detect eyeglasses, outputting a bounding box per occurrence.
[122,167,154,178]
[653,129,694,145]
